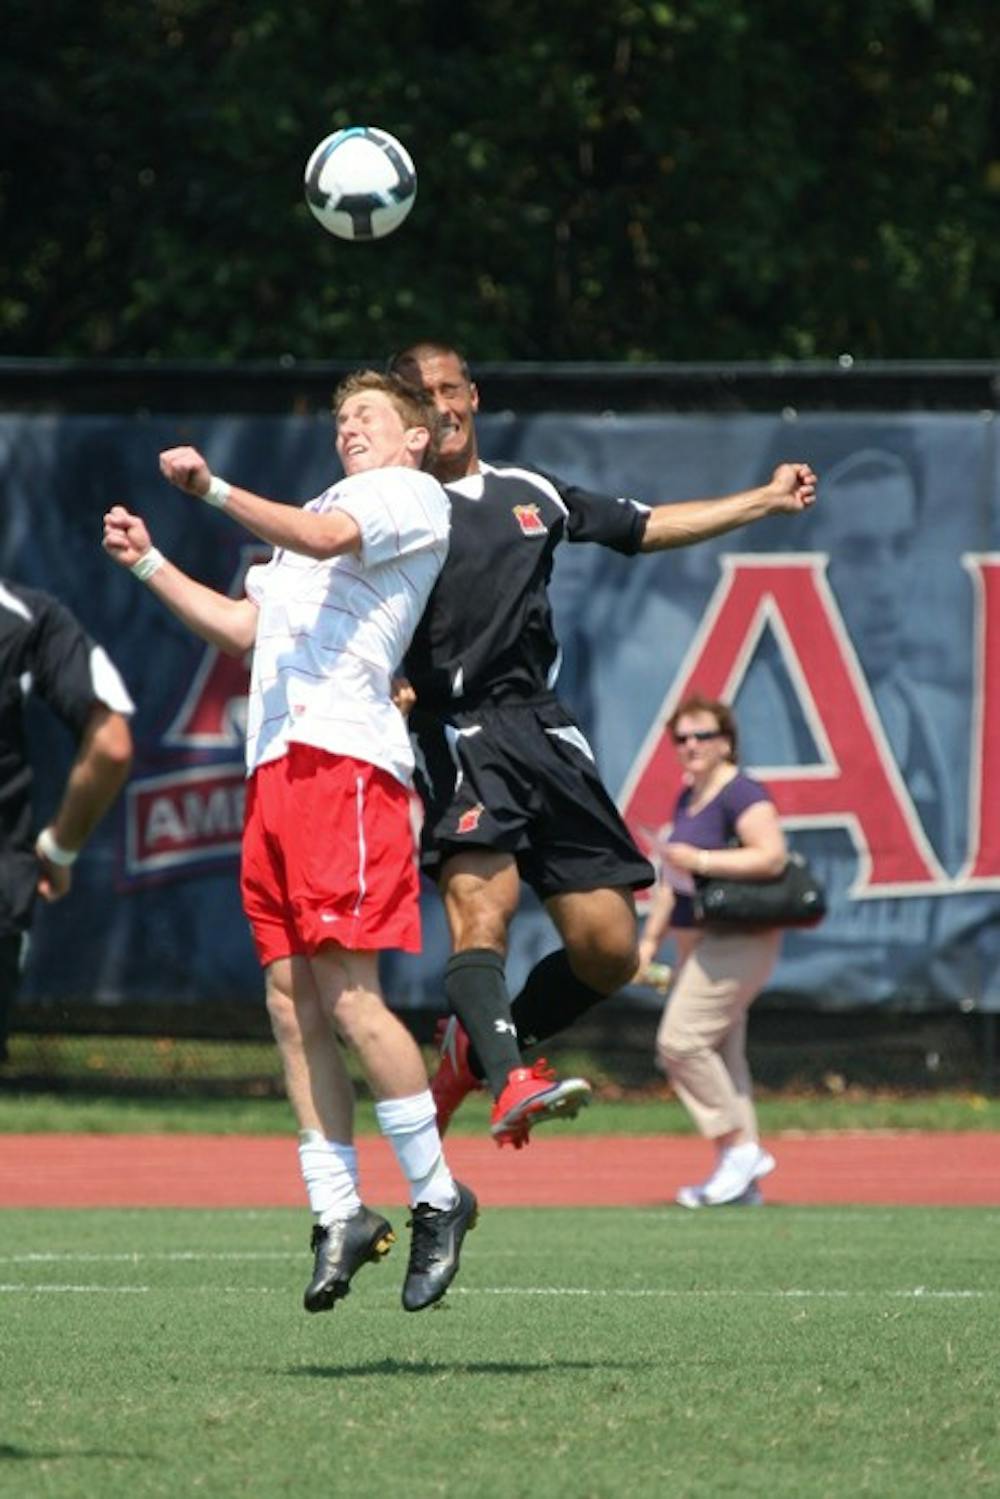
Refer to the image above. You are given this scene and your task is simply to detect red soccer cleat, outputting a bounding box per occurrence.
[429,1016,484,1135]
[489,1059,592,1149]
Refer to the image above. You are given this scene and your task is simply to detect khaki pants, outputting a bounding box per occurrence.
[655,927,782,1142]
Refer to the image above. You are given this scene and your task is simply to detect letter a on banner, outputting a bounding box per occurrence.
[618,556,947,895]
[959,555,1000,884]
[163,545,266,748]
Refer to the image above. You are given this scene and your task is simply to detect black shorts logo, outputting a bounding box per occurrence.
[456,803,485,834]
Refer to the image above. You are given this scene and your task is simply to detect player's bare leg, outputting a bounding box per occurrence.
[266,955,354,1139]
[266,956,394,1312]
[547,887,640,997]
[504,885,639,1046]
[312,944,477,1310]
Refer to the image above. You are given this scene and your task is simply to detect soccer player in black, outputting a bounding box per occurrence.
[0,579,134,1060]
[388,343,817,1146]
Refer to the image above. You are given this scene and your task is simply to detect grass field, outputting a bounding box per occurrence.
[3,1204,998,1498]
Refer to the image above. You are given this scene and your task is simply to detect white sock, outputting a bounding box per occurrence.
[374,1092,457,1210]
[297,1131,362,1226]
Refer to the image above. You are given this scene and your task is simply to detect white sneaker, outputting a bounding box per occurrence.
[675,1181,764,1210]
[699,1143,776,1206]
[753,1148,776,1182]
[675,1182,704,1209]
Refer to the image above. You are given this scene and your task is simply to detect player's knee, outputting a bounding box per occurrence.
[448,898,511,954]
[327,982,388,1041]
[266,982,323,1044]
[569,939,639,996]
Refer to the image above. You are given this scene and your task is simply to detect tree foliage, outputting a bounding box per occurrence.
[2,0,999,361]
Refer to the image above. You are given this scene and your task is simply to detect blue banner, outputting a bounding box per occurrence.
[2,409,998,1012]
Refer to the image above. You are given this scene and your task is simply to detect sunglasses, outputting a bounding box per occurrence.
[672,729,724,745]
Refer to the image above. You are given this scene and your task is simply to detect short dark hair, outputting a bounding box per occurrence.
[386,342,473,387]
[667,693,739,763]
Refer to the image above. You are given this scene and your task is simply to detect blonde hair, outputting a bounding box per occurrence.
[332,369,443,469]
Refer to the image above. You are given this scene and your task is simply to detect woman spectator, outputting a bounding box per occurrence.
[637,693,787,1208]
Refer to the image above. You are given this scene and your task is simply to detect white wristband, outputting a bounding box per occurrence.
[204,474,231,509]
[37,827,79,867]
[131,546,166,582]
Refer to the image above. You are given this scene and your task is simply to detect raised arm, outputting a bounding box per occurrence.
[158,447,361,561]
[102,505,258,657]
[638,463,817,553]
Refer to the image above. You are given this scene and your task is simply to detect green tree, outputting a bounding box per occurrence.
[2,0,998,360]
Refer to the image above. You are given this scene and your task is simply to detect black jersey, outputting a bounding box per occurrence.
[0,579,128,862]
[403,462,649,710]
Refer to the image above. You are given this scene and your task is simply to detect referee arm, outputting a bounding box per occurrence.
[35,704,133,902]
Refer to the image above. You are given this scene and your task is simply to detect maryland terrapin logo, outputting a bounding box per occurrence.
[512,504,546,537]
[456,803,485,834]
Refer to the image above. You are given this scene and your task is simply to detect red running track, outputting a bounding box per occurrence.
[1,1132,998,1208]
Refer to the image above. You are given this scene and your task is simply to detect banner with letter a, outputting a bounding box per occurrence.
[2,408,998,1011]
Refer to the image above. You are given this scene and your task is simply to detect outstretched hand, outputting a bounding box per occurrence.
[160,445,211,497]
[103,505,153,568]
[767,462,818,514]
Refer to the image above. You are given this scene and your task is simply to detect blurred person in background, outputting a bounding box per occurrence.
[637,694,786,1208]
[0,578,134,1063]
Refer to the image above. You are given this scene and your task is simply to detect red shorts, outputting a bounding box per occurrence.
[241,744,421,967]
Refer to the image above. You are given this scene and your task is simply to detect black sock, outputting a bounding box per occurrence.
[444,948,521,1098]
[511,949,607,1048]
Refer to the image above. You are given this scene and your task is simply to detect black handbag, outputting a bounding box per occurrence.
[693,851,827,930]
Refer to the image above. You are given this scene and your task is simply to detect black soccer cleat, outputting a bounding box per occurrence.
[401,1181,479,1312]
[303,1205,396,1313]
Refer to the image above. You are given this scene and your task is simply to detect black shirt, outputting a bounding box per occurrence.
[0,579,116,858]
[404,462,649,710]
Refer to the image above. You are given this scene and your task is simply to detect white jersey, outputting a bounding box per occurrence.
[243,466,449,786]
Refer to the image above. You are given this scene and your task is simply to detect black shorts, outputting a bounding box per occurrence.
[0,850,38,938]
[411,696,654,900]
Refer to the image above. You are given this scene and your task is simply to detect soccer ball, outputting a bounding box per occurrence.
[304,126,417,242]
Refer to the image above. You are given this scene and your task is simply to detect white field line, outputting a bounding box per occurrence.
[0,1251,298,1263]
[0,1283,149,1293]
[451,1286,991,1300]
[0,1278,990,1301]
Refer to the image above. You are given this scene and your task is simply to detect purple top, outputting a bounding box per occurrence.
[668,771,772,928]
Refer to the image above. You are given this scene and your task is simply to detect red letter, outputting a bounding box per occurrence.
[958,555,1000,883]
[619,557,947,893]
[163,545,266,748]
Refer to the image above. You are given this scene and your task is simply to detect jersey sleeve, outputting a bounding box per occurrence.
[29,594,133,735]
[722,774,773,839]
[555,478,650,555]
[327,470,450,569]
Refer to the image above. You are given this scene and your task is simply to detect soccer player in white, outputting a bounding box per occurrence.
[102,371,477,1313]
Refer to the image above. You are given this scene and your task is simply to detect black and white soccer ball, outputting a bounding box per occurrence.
[304,126,417,242]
